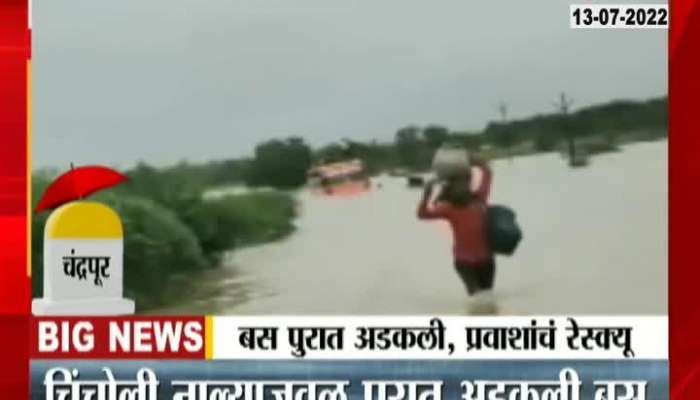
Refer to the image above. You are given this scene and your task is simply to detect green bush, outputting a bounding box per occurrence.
[98,194,209,310]
[247,137,313,188]
[183,192,296,260]
[117,162,204,216]
[221,191,297,245]
[534,132,559,152]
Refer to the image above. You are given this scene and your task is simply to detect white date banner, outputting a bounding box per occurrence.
[570,4,669,29]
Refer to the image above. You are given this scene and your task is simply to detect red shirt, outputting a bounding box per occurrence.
[417,162,492,264]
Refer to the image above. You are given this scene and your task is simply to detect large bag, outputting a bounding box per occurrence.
[486,205,522,256]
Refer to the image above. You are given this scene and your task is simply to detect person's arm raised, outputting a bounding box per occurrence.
[471,158,492,203]
[417,179,450,219]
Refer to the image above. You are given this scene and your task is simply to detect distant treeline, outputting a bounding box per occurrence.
[482,96,667,153]
[136,96,668,189]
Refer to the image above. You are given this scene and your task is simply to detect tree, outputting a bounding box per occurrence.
[395,125,422,168]
[461,132,484,151]
[496,101,513,159]
[486,121,516,152]
[316,143,347,164]
[248,137,312,188]
[423,125,449,148]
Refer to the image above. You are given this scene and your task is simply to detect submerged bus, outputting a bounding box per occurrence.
[307,159,370,195]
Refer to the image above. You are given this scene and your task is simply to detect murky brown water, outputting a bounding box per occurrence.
[155,140,667,315]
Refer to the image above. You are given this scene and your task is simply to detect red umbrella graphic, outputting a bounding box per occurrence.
[34,165,128,213]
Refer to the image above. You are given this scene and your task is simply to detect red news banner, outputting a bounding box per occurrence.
[31,317,206,359]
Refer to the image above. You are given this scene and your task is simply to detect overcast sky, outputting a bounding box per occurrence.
[32,0,667,169]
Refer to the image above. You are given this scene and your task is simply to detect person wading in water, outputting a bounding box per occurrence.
[417,158,496,313]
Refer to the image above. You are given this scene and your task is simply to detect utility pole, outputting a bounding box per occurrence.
[553,92,573,115]
[496,101,512,160]
[498,101,508,122]
[553,92,576,164]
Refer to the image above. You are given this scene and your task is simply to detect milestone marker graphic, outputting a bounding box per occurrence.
[32,165,134,315]
[32,201,135,315]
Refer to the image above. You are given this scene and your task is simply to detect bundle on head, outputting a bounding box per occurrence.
[432,145,470,179]
[432,145,473,206]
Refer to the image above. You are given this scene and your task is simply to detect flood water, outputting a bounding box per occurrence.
[157,140,667,315]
